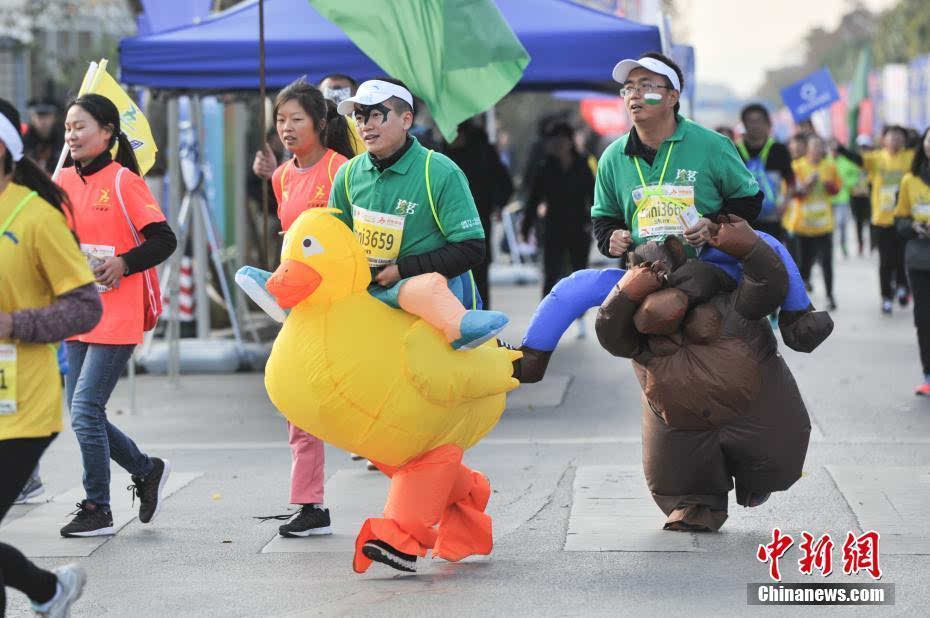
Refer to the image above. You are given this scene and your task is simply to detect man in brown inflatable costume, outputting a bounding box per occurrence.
[595,216,815,532]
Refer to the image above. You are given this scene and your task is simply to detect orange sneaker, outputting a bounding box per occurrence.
[916,383,930,396]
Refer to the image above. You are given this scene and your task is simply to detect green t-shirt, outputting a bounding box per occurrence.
[329,137,484,269]
[591,115,760,247]
[831,154,861,205]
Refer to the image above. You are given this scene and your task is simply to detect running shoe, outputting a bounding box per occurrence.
[362,539,417,573]
[129,457,171,524]
[349,452,364,461]
[278,504,332,537]
[367,460,378,471]
[451,310,509,350]
[916,383,930,397]
[60,501,114,537]
[881,299,893,315]
[897,287,910,308]
[13,474,44,504]
[31,563,87,618]
[827,296,837,311]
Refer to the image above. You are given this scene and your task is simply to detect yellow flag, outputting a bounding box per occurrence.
[86,62,158,176]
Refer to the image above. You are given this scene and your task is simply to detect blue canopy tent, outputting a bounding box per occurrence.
[119,0,661,91]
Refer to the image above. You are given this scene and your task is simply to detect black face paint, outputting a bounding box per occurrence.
[354,103,391,125]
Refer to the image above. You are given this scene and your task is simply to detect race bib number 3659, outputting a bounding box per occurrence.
[0,343,17,415]
[351,205,405,267]
[633,184,695,239]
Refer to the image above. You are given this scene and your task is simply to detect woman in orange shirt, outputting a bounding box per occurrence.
[248,78,353,537]
[56,94,177,537]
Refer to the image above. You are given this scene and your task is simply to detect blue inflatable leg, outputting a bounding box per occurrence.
[522,268,625,352]
[756,232,811,312]
[235,266,288,323]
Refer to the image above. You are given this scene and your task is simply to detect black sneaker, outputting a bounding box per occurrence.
[278,504,332,537]
[129,457,170,524]
[362,539,417,573]
[60,500,114,537]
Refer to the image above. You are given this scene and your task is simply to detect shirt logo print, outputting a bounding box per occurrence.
[675,169,698,183]
[395,199,417,215]
[313,184,326,200]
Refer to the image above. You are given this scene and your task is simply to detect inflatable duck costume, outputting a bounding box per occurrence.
[262,209,522,572]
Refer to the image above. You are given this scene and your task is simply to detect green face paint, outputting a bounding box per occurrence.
[644,93,663,105]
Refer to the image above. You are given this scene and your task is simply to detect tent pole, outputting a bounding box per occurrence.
[166,97,183,383]
[258,0,269,268]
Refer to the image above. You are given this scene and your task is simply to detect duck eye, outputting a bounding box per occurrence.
[301,235,323,257]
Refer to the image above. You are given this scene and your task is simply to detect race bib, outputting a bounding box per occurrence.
[801,201,830,230]
[914,203,930,224]
[81,243,117,293]
[880,186,898,213]
[351,205,405,267]
[0,343,16,415]
[633,184,695,239]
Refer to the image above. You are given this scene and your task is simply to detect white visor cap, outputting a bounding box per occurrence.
[612,57,681,92]
[336,79,414,116]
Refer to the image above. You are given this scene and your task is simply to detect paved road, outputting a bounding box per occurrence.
[4,250,929,617]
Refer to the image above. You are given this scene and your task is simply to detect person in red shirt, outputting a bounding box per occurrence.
[56,94,177,538]
[247,78,354,537]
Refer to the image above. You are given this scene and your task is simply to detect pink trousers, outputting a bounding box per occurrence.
[288,422,324,504]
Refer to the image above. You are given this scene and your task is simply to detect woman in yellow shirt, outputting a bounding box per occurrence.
[838,126,914,313]
[893,127,930,395]
[0,98,102,616]
[785,135,840,310]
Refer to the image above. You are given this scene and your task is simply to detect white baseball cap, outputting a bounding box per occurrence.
[336,79,414,116]
[612,56,681,92]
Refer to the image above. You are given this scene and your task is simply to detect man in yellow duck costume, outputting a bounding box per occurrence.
[264,208,522,574]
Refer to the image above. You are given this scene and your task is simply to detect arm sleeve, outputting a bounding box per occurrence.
[119,221,177,274]
[395,238,485,279]
[719,190,763,222]
[773,143,796,186]
[11,283,102,343]
[592,215,628,258]
[835,143,864,167]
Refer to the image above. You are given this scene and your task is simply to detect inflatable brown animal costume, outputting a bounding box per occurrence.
[595,217,820,531]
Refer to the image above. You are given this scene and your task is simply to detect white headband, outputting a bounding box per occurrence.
[0,113,24,162]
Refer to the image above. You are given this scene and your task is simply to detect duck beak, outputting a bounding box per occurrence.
[267,260,322,308]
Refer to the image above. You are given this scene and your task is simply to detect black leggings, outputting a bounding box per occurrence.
[541,225,591,298]
[877,226,908,300]
[798,234,834,297]
[909,269,930,376]
[1,435,58,613]
[850,196,871,252]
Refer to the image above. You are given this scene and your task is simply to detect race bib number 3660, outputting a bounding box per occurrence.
[351,205,405,267]
[633,184,695,239]
[0,343,17,415]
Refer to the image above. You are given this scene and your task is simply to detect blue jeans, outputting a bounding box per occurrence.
[65,342,152,506]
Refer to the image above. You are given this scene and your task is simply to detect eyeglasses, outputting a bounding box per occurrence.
[619,82,670,98]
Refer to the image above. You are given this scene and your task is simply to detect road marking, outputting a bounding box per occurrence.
[827,465,930,555]
[1,472,202,558]
[565,465,704,552]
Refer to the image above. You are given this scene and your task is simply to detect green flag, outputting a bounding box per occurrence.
[309,0,530,141]
[846,48,871,148]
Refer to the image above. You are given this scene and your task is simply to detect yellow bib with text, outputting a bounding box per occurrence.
[351,204,405,267]
[634,184,695,239]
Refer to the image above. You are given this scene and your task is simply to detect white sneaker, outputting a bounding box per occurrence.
[32,563,86,618]
[366,460,378,471]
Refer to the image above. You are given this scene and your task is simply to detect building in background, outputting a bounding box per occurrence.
[0,0,135,112]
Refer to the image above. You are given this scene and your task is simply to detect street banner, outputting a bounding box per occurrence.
[780,67,841,123]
